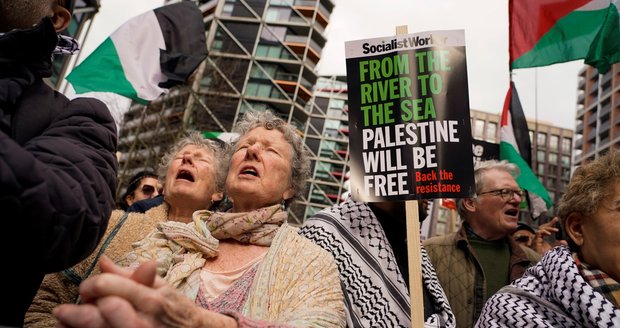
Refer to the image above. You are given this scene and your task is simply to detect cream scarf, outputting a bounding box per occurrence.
[119,204,287,299]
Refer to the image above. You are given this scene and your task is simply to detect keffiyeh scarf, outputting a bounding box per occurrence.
[477,246,620,327]
[120,204,287,299]
[300,199,455,328]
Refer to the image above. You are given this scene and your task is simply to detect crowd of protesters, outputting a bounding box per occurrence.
[3,0,620,327]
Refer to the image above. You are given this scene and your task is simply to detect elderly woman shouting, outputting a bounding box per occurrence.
[26,132,225,326]
[54,110,345,328]
[477,152,620,327]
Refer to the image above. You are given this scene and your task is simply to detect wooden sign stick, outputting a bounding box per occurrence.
[395,24,425,328]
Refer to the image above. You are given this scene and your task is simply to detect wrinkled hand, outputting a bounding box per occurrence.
[53,256,236,328]
[532,217,560,255]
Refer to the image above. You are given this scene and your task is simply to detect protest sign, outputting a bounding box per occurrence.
[345,29,474,202]
[472,139,500,165]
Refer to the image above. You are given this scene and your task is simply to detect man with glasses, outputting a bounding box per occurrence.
[423,160,540,328]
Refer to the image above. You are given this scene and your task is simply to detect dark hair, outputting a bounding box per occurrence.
[119,171,158,210]
[515,223,535,234]
[59,0,74,13]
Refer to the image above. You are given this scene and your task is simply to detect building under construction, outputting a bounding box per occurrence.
[117,0,336,223]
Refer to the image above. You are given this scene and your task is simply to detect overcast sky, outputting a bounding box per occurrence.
[82,0,584,129]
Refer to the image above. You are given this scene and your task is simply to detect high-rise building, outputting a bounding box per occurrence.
[303,76,350,218]
[573,63,620,166]
[118,0,334,224]
[50,0,101,88]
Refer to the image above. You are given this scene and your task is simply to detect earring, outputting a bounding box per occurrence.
[281,199,287,211]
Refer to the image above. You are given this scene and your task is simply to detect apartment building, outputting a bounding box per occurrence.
[118,0,334,223]
[574,63,620,165]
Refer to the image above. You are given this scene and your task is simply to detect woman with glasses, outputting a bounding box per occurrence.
[478,152,620,327]
[26,132,226,326]
[118,171,161,211]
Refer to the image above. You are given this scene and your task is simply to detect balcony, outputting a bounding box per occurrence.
[575,121,583,133]
[587,113,598,126]
[293,1,330,28]
[335,149,348,157]
[325,193,344,202]
[274,80,312,101]
[574,136,583,149]
[601,102,612,118]
[284,35,322,63]
[600,120,611,133]
[577,92,585,105]
[586,129,597,142]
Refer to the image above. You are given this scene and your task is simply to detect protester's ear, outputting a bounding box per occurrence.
[282,187,295,201]
[564,212,584,247]
[462,198,476,212]
[51,4,71,32]
[125,194,135,207]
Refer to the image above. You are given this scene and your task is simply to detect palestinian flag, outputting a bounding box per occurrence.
[500,82,552,218]
[510,0,620,73]
[202,131,239,143]
[67,2,207,104]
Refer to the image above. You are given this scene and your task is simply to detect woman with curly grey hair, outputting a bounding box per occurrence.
[54,110,345,328]
[477,152,620,327]
[28,131,226,326]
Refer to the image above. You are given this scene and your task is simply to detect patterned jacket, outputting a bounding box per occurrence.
[300,199,455,328]
[477,246,620,327]
[423,224,540,328]
[25,204,169,327]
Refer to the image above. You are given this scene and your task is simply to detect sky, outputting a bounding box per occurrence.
[80,0,585,130]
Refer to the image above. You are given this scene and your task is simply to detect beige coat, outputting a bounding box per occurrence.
[25,204,169,327]
[423,225,541,328]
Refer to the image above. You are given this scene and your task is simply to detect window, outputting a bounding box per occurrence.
[474,119,485,138]
[486,122,497,142]
[562,137,572,153]
[537,132,547,148]
[549,135,559,152]
[329,98,345,110]
[537,150,545,163]
[548,164,557,176]
[548,153,558,164]
[561,155,570,167]
[547,177,556,189]
[265,7,291,21]
[537,163,545,175]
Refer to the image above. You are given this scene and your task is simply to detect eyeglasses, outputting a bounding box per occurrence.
[477,188,524,201]
[513,234,533,243]
[140,185,160,196]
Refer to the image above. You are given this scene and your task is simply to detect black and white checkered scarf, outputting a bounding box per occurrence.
[300,199,455,328]
[476,246,620,327]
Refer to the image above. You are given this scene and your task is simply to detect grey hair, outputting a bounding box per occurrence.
[557,152,620,251]
[158,131,226,193]
[457,159,520,219]
[230,110,310,202]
